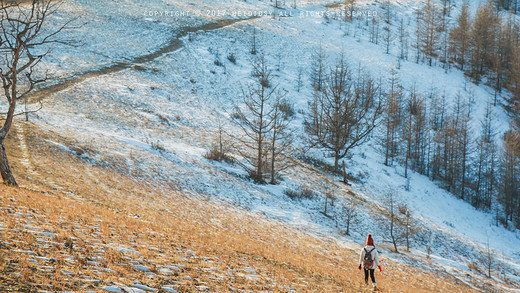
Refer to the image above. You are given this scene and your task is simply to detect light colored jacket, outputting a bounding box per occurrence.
[359,245,380,269]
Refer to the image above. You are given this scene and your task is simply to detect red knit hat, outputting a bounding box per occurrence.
[366,234,374,246]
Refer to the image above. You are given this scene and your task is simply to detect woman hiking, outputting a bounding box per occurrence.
[358,234,382,290]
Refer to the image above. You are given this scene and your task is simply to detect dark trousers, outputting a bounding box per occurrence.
[364,268,376,284]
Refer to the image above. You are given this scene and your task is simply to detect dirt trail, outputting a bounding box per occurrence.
[29,17,257,101]
[325,1,347,9]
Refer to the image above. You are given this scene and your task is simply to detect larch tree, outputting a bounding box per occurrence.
[470,1,500,81]
[309,45,326,92]
[474,101,498,209]
[500,126,520,225]
[506,45,520,113]
[500,103,520,225]
[233,55,275,182]
[449,2,471,70]
[459,96,473,200]
[500,15,520,107]
[234,55,292,184]
[305,57,382,172]
[384,189,400,253]
[267,93,294,184]
[428,92,447,180]
[450,94,472,199]
[382,68,404,166]
[403,87,427,178]
[416,0,442,66]
[369,17,380,45]
[382,0,393,55]
[341,196,359,236]
[398,17,409,60]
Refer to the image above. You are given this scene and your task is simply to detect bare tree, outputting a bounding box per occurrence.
[474,101,498,209]
[495,14,520,106]
[398,17,409,60]
[506,45,520,112]
[341,195,359,236]
[234,56,292,184]
[469,1,500,81]
[369,17,380,45]
[205,116,233,163]
[500,122,520,225]
[456,95,473,200]
[382,69,403,166]
[449,2,471,70]
[267,93,294,184]
[0,0,72,185]
[416,0,443,66]
[403,87,427,178]
[296,66,304,92]
[323,188,336,218]
[484,232,493,278]
[309,45,326,92]
[233,56,275,182]
[399,204,414,251]
[425,231,436,258]
[250,27,258,55]
[384,189,400,253]
[382,0,393,54]
[305,57,382,172]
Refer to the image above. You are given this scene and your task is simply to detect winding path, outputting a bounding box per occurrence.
[29,16,257,101]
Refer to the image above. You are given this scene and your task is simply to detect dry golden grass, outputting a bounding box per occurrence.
[0,121,488,292]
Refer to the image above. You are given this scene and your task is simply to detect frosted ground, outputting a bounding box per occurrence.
[10,0,520,291]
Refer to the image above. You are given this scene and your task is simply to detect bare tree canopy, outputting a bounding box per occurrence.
[0,0,72,185]
[305,57,383,172]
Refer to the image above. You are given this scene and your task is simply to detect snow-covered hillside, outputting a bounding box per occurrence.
[4,0,520,291]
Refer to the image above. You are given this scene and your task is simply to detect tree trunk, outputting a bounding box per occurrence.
[270,116,278,185]
[346,216,351,236]
[0,140,17,186]
[324,196,328,216]
[342,161,350,185]
[390,211,399,253]
[406,213,410,251]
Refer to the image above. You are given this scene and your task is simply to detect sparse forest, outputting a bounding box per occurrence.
[225,0,520,230]
[324,0,520,229]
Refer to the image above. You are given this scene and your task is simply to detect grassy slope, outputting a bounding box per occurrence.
[0,121,480,292]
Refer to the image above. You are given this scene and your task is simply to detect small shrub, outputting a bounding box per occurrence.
[231,108,245,121]
[398,204,409,215]
[227,52,237,64]
[284,189,299,200]
[301,188,316,199]
[151,141,166,152]
[259,77,270,88]
[285,187,315,200]
[156,114,170,125]
[277,99,295,119]
[204,145,234,164]
[64,237,74,251]
[247,169,267,184]
[468,261,481,273]
[214,59,224,67]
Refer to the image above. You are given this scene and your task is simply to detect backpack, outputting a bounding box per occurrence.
[363,247,375,269]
